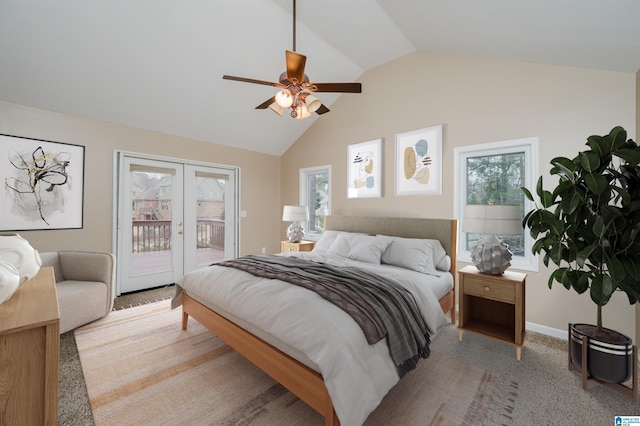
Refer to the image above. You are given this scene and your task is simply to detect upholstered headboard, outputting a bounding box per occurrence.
[324,215,458,275]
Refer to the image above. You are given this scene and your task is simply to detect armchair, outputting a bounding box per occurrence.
[40,251,116,334]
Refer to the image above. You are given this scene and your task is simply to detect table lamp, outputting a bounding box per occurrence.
[462,204,522,275]
[282,205,309,243]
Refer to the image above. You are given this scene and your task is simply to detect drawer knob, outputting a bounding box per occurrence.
[484,286,490,292]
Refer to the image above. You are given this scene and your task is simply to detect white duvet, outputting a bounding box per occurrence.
[174,251,450,426]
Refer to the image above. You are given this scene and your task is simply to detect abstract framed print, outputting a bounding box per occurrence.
[1,134,85,230]
[347,138,382,198]
[395,125,442,196]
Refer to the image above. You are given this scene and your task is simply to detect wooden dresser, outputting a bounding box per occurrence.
[0,267,60,425]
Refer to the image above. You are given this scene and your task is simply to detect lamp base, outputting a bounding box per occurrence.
[286,222,305,243]
[470,234,512,275]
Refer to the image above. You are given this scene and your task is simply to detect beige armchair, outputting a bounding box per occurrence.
[40,251,116,334]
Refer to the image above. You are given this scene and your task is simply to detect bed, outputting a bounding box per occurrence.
[173,215,458,426]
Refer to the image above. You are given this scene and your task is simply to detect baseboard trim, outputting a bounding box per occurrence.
[526,321,567,340]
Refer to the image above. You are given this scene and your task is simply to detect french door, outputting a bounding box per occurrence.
[115,153,238,294]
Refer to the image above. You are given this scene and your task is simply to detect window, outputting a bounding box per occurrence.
[454,137,538,271]
[299,165,331,240]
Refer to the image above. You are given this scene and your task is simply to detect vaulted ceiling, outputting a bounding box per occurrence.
[1,0,639,155]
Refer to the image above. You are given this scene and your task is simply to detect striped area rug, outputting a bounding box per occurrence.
[75,300,497,425]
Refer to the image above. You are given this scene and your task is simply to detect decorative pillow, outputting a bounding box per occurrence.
[428,239,448,270]
[314,231,368,253]
[326,233,390,264]
[436,255,452,272]
[346,235,391,264]
[325,232,353,257]
[379,236,447,275]
[312,230,342,252]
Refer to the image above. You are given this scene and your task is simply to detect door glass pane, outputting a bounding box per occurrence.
[194,172,226,266]
[130,168,174,276]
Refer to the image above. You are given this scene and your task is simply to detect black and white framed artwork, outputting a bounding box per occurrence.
[1,134,85,231]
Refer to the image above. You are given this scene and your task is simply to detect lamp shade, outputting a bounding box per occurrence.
[304,95,322,113]
[269,102,284,116]
[462,204,522,235]
[275,89,293,108]
[282,205,309,222]
[294,104,311,120]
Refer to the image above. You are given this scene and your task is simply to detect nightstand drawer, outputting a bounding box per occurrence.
[280,241,315,252]
[464,276,515,304]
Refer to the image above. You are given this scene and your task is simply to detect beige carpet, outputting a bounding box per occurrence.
[75,300,498,425]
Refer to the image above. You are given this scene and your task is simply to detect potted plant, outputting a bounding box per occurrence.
[522,126,640,384]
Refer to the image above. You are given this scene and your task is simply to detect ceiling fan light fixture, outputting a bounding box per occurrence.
[294,104,311,120]
[275,89,294,108]
[222,0,361,118]
[304,95,322,113]
[269,102,285,116]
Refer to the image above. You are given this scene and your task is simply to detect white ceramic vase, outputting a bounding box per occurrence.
[0,261,21,304]
[0,233,42,286]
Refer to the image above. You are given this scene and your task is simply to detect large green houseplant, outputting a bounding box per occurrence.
[522,126,640,383]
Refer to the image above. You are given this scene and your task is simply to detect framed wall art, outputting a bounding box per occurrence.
[395,124,442,196]
[347,138,382,198]
[1,134,85,231]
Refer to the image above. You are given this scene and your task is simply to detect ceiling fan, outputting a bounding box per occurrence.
[222,0,362,119]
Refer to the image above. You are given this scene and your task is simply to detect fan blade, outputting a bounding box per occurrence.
[286,50,306,83]
[315,104,330,115]
[312,82,362,93]
[255,96,276,109]
[223,75,282,88]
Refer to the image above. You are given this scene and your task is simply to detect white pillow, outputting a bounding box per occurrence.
[327,233,390,264]
[325,232,353,257]
[379,236,447,275]
[436,255,451,272]
[347,235,392,264]
[312,230,342,252]
[428,239,448,269]
[314,231,367,253]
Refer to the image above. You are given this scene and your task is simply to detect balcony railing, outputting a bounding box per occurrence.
[197,219,225,250]
[132,219,225,253]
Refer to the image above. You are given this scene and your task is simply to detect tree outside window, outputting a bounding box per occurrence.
[300,166,331,239]
[466,152,525,256]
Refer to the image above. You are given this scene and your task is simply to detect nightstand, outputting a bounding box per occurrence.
[280,240,315,253]
[458,264,527,360]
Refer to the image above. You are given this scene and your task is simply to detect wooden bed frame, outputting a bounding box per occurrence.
[181,216,458,426]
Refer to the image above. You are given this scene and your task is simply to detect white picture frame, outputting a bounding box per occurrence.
[395,125,442,196]
[347,138,382,198]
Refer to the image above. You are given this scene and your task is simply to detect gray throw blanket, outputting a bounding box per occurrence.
[216,255,430,378]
